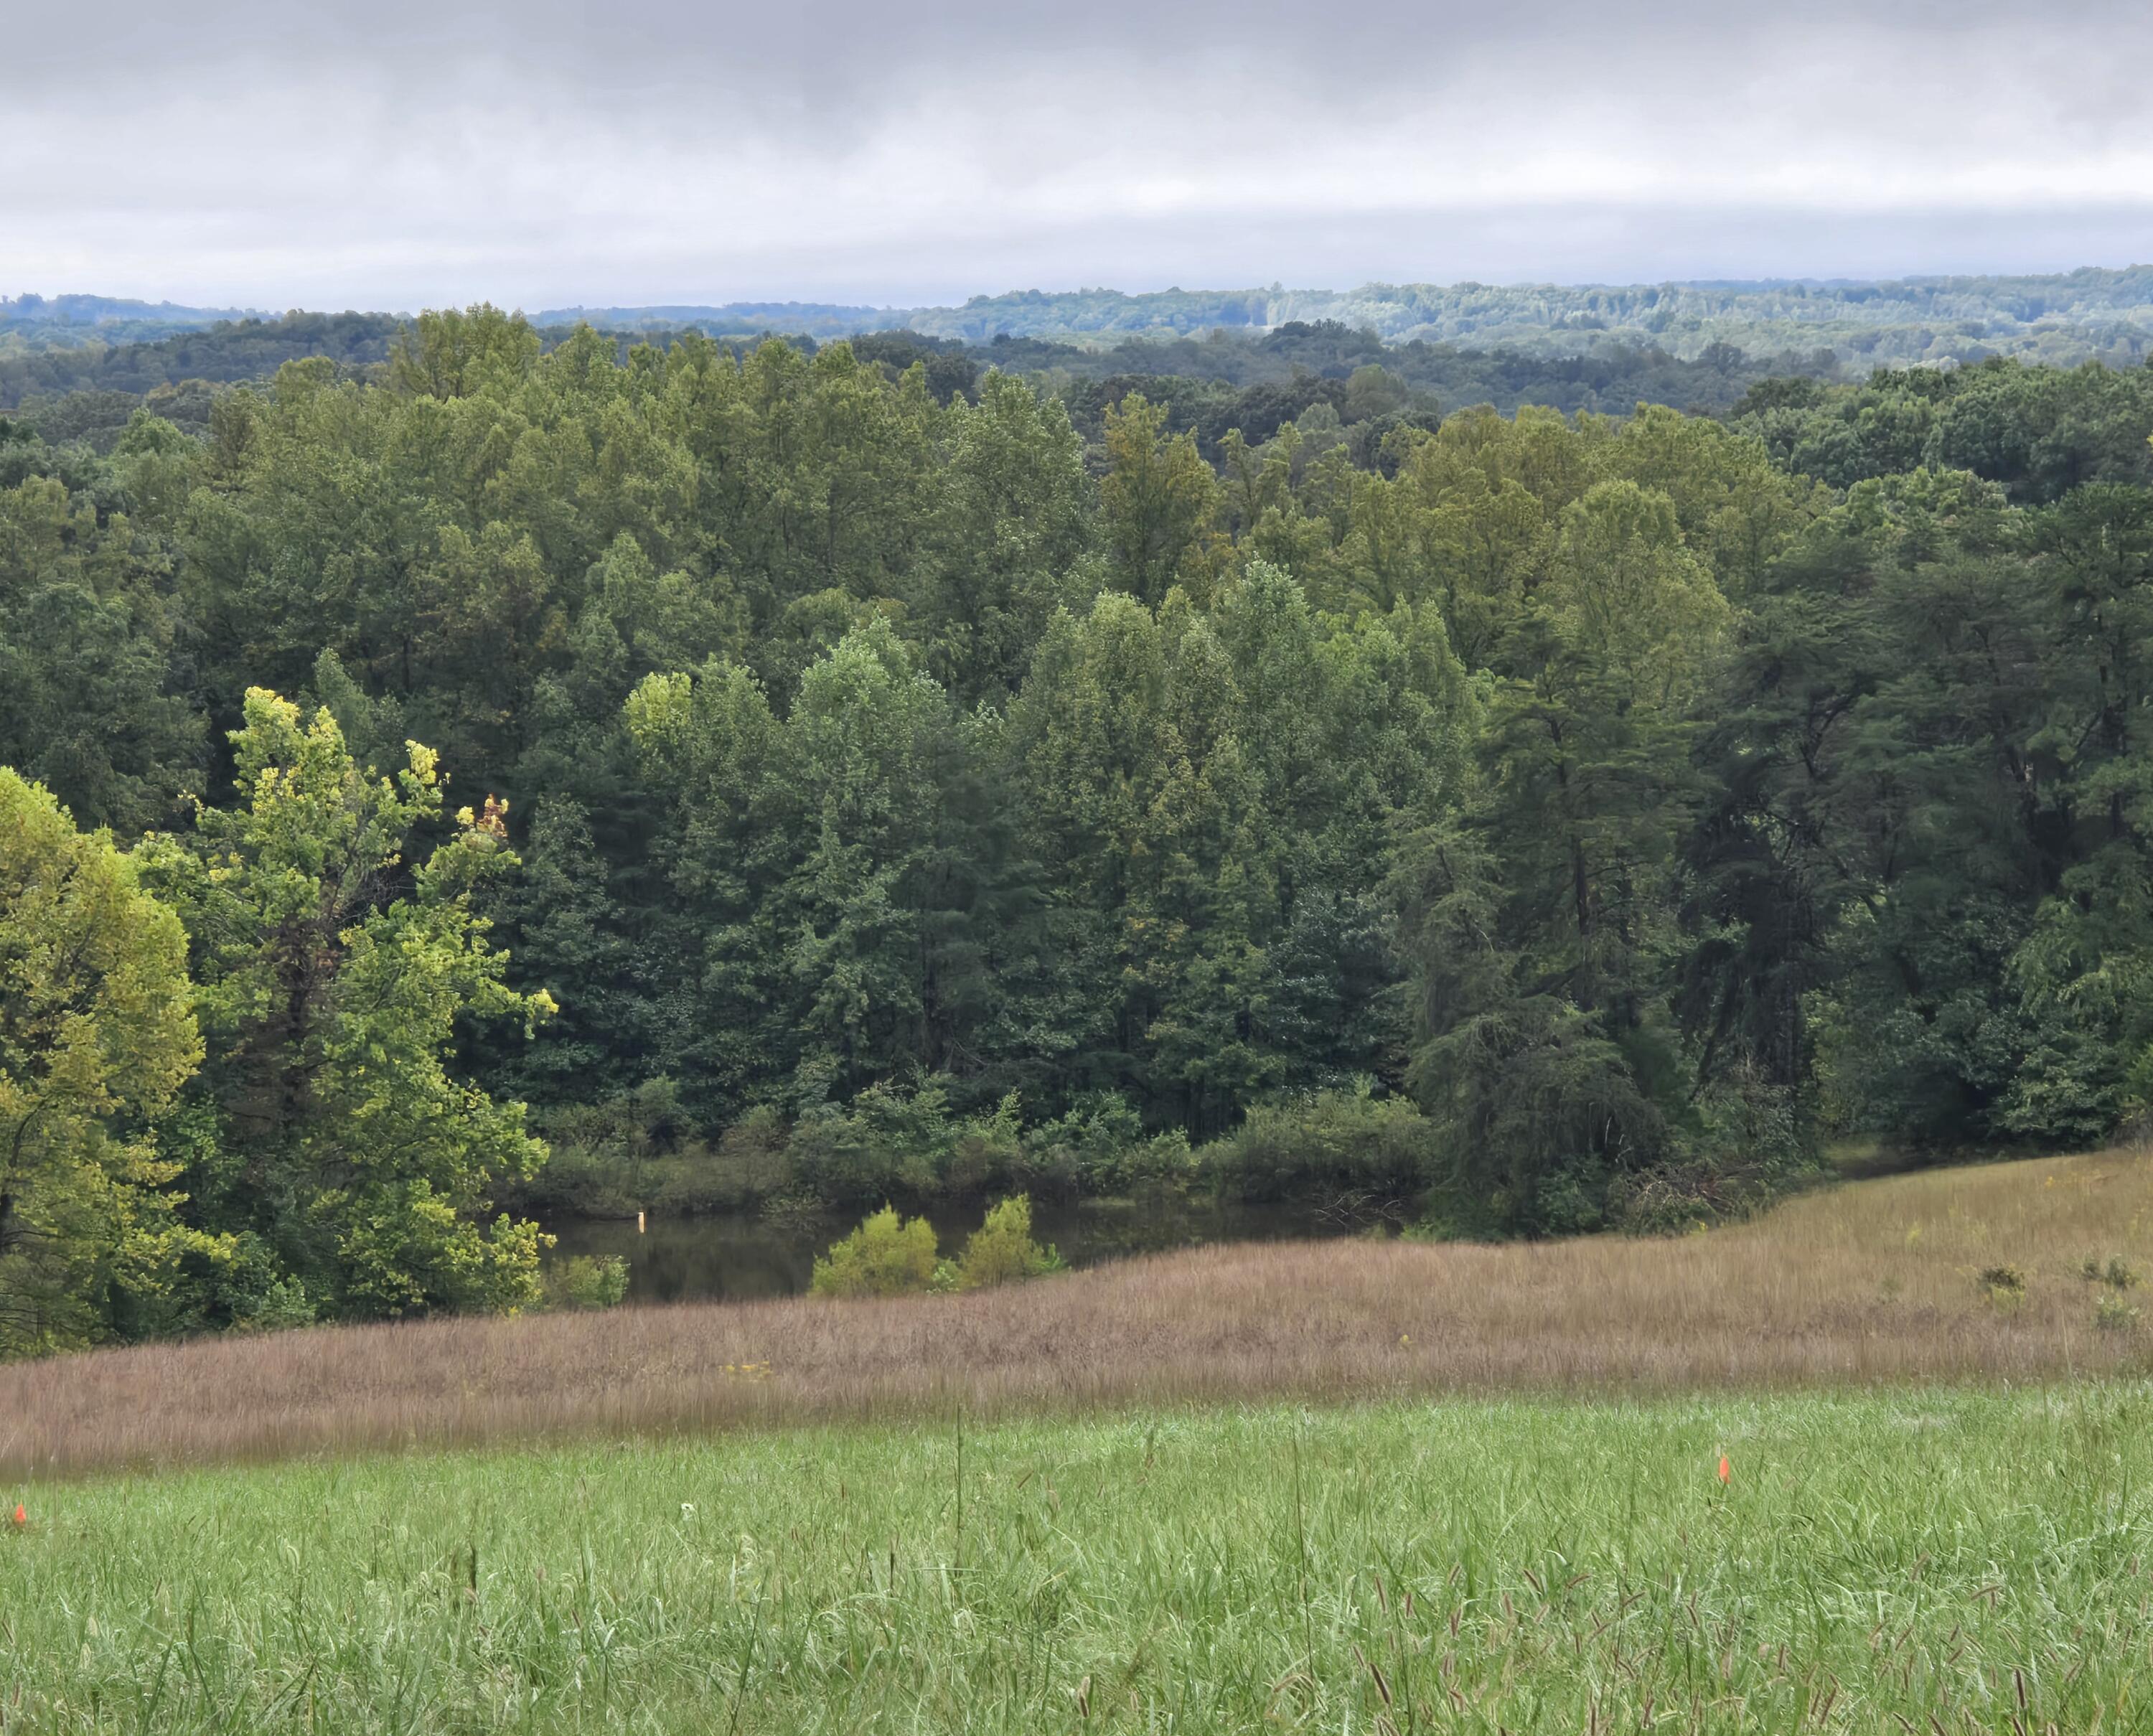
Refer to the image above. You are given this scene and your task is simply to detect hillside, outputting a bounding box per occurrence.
[5,1150,2145,1476]
[0,292,272,350]
[540,268,2153,362]
[12,266,2153,372]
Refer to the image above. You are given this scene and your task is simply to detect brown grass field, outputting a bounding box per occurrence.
[6,1148,2151,1475]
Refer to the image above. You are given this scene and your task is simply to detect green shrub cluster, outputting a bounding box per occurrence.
[527,1079,1433,1219]
[542,1254,632,1311]
[809,1196,1062,1300]
[1200,1082,1441,1204]
[807,1208,939,1298]
[945,1196,1064,1290]
[516,1069,1821,1244]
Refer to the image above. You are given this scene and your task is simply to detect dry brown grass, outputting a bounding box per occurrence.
[7,1149,2152,1475]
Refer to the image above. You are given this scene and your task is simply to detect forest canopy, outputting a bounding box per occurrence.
[4,300,2153,1353]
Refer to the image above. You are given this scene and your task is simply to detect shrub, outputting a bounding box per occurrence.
[2078,1256,2142,1291]
[1612,1165,1787,1237]
[2095,1292,2142,1334]
[785,1084,957,1207]
[708,1106,792,1201]
[1613,1064,1821,1236]
[809,1207,939,1298]
[940,1096,1029,1200]
[1677,1064,1818,1180]
[240,1277,318,1333]
[1981,1264,2030,1312]
[514,1079,754,1216]
[952,1195,1063,1290]
[543,1255,630,1311]
[1202,1082,1440,1204]
[1022,1093,1193,1195]
[200,1232,322,1335]
[507,1140,639,1217]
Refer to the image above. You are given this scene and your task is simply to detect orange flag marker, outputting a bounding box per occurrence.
[1717,1455,1731,1486]
[9,1503,23,1527]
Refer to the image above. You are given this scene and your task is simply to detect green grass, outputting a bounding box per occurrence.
[6,1387,2153,1732]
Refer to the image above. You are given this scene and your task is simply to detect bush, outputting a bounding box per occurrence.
[951,1195,1063,1290]
[785,1084,957,1207]
[185,1230,321,1336]
[1981,1264,2030,1312]
[809,1207,939,1298]
[1616,1064,1822,1236]
[1679,1065,1819,1178]
[240,1276,318,1332]
[1021,1093,1194,1195]
[940,1096,1029,1200]
[710,1106,793,1201]
[784,1083,1102,1208]
[1611,1165,1788,1237]
[512,1079,759,1217]
[543,1255,630,1311]
[1201,1083,1440,1204]
[2095,1292,2142,1333]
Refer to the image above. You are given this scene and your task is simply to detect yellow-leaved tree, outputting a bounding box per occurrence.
[138,690,555,1323]
[0,769,213,1356]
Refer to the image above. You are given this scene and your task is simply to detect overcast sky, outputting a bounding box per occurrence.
[8,0,2152,310]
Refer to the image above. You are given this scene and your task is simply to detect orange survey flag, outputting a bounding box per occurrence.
[1718,1456,1731,1485]
[9,1503,22,1526]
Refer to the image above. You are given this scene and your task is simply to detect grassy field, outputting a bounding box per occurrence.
[4,1149,2150,1475]
[5,1154,2153,1732]
[4,1389,2152,1733]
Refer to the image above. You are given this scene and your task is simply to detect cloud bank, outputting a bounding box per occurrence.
[8,0,2152,307]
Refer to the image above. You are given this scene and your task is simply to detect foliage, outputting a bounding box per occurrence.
[542,1254,631,1311]
[949,1193,1061,1289]
[0,771,215,1356]
[0,460,203,832]
[135,690,554,1321]
[8,299,2153,1348]
[0,313,402,423]
[532,269,2153,363]
[807,1205,939,1298]
[1203,1084,1440,1204]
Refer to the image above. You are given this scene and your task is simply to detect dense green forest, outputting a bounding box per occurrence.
[6,301,2153,1356]
[3,315,1830,451]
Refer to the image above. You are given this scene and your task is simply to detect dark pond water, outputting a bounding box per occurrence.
[544,1196,1338,1304]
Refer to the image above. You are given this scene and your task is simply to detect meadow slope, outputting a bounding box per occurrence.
[5,1150,2149,1476]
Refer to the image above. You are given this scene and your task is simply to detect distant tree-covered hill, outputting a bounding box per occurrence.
[0,292,273,349]
[12,267,2153,455]
[535,301,889,339]
[535,267,2153,364]
[0,313,404,413]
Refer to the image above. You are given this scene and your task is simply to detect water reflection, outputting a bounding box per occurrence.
[543,1196,1336,1304]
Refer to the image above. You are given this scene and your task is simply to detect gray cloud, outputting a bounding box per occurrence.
[7,0,2152,307]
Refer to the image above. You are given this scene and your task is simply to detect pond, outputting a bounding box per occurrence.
[543,1195,1344,1304]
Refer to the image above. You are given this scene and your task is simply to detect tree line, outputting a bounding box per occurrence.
[4,304,2153,1353]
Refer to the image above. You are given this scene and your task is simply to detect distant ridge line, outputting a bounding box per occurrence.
[9,267,2153,366]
